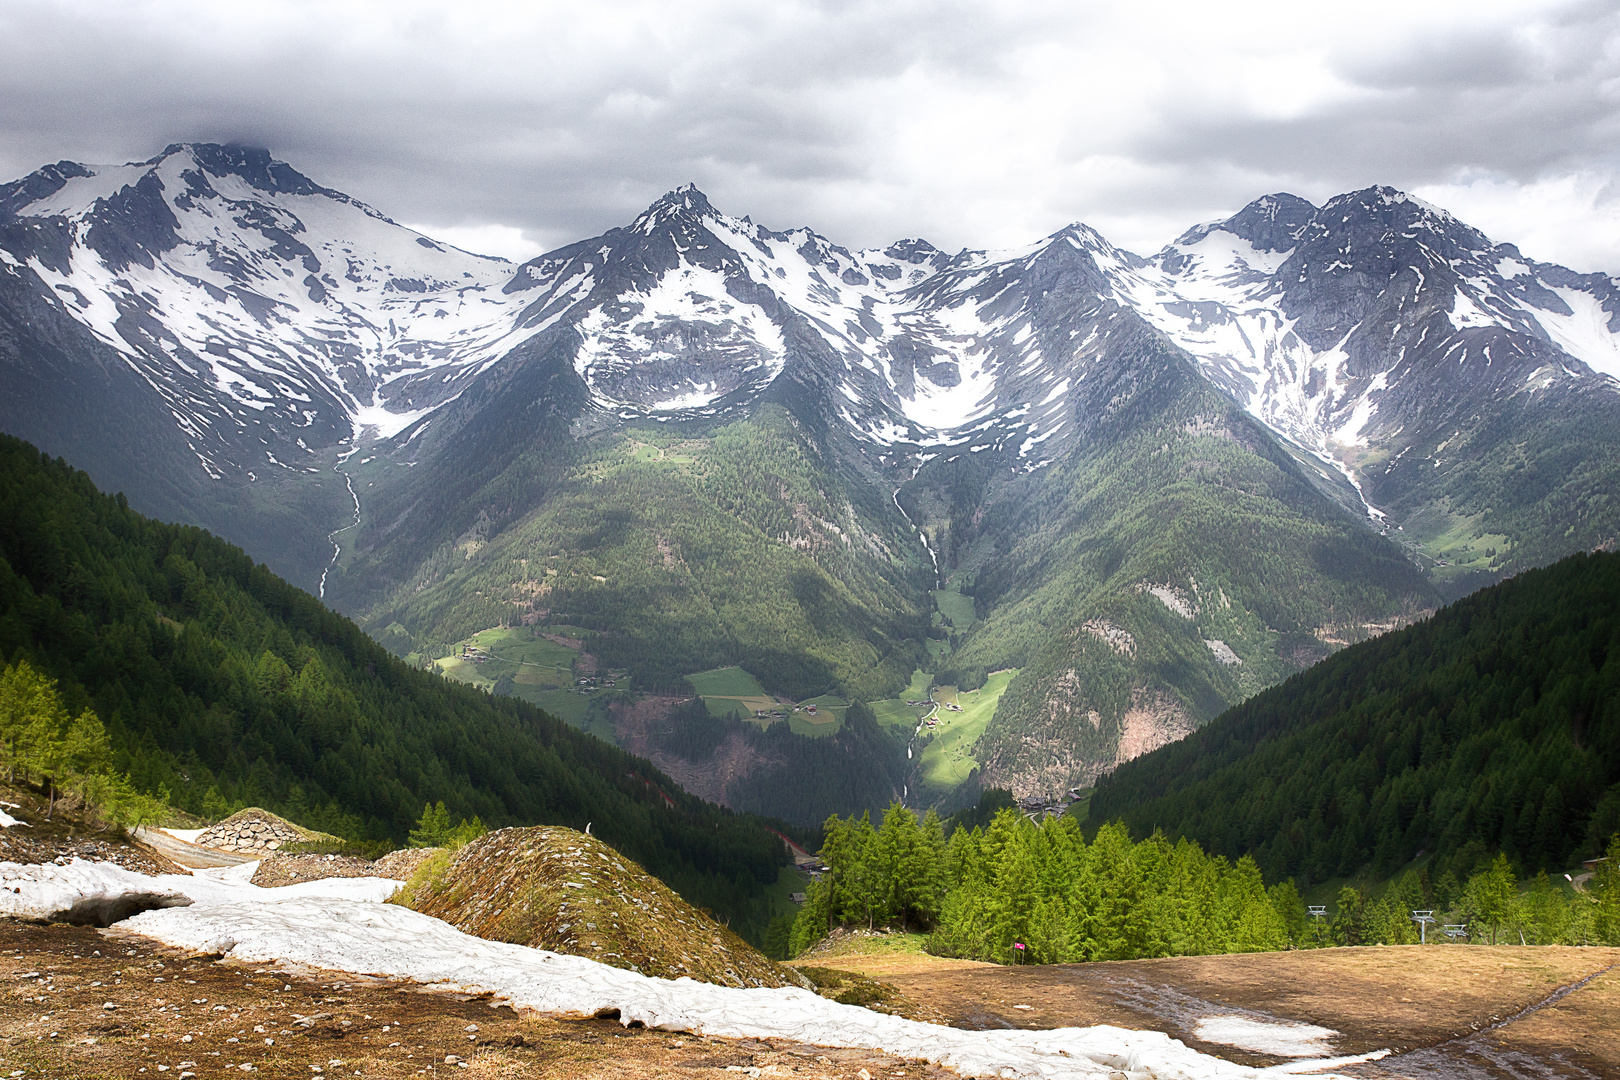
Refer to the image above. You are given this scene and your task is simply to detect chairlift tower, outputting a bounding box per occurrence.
[1410,909,1436,944]
[1307,905,1327,943]
[1443,923,1467,942]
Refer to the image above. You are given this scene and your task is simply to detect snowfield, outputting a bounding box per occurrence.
[1,858,1388,1079]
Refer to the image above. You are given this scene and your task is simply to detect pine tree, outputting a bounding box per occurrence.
[1593,835,1620,945]
[1466,853,1518,944]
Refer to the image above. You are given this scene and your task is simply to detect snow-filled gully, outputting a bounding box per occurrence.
[1,859,1389,1079]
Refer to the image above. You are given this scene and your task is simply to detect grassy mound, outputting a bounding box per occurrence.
[392,826,807,989]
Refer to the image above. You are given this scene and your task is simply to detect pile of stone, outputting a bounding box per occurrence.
[194,808,309,853]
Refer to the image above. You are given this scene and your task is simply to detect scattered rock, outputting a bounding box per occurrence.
[371,847,442,881]
[249,854,377,888]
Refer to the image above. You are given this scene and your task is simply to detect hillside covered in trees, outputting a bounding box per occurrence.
[0,435,789,934]
[1089,551,1620,885]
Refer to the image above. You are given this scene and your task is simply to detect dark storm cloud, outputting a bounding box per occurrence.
[1,0,1616,267]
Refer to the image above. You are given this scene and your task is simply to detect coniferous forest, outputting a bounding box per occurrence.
[1089,550,1620,885]
[788,803,1620,962]
[0,435,789,936]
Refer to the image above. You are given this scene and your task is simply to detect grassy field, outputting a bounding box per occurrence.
[433,626,580,691]
[431,625,623,743]
[1403,504,1513,588]
[869,669,934,733]
[687,666,769,696]
[687,666,779,722]
[931,587,976,629]
[918,669,1017,790]
[789,693,848,738]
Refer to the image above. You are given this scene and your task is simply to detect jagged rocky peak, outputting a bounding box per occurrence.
[1291,185,1496,272]
[0,159,96,218]
[882,237,944,265]
[640,181,717,219]
[163,141,339,201]
[1213,192,1316,252]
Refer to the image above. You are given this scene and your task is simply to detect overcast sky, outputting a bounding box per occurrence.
[3,0,1618,269]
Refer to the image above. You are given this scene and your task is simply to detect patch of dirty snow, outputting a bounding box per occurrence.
[6,859,1389,1078]
[1194,1016,1339,1058]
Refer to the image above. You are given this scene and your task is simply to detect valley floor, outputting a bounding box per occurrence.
[794,935,1620,1078]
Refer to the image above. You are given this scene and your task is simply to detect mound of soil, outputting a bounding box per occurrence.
[395,826,807,989]
[372,846,441,880]
[249,853,378,888]
[193,807,329,853]
[0,783,184,875]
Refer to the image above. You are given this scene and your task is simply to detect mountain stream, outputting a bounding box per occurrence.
[318,445,362,600]
[893,486,941,588]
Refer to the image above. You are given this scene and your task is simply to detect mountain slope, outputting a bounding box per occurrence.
[1127,188,1620,595]
[4,144,1618,807]
[0,433,789,932]
[1089,551,1620,884]
[892,298,1435,799]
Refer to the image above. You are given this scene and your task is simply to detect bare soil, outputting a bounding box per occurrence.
[610,696,767,807]
[0,921,948,1080]
[801,942,1620,1078]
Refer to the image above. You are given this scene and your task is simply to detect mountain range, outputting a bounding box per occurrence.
[3,142,1617,813]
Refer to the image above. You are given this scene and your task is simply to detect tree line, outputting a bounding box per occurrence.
[788,804,1620,962]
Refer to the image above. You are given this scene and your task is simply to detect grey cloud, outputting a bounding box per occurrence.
[1,1,1617,264]
[1132,5,1620,193]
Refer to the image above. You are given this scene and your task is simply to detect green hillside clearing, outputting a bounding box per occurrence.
[919,669,1017,790]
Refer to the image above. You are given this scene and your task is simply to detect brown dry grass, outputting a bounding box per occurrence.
[795,935,1620,1075]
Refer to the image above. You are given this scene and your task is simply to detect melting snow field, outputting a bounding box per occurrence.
[1193,1017,1340,1058]
[1,859,1388,1079]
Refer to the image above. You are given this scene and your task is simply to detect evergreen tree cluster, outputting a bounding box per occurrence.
[789,801,949,956]
[0,435,788,936]
[0,658,165,824]
[1321,842,1620,948]
[1091,551,1620,884]
[790,807,1620,963]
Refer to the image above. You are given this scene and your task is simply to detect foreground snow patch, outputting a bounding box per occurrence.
[6,860,1387,1078]
[0,858,397,922]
